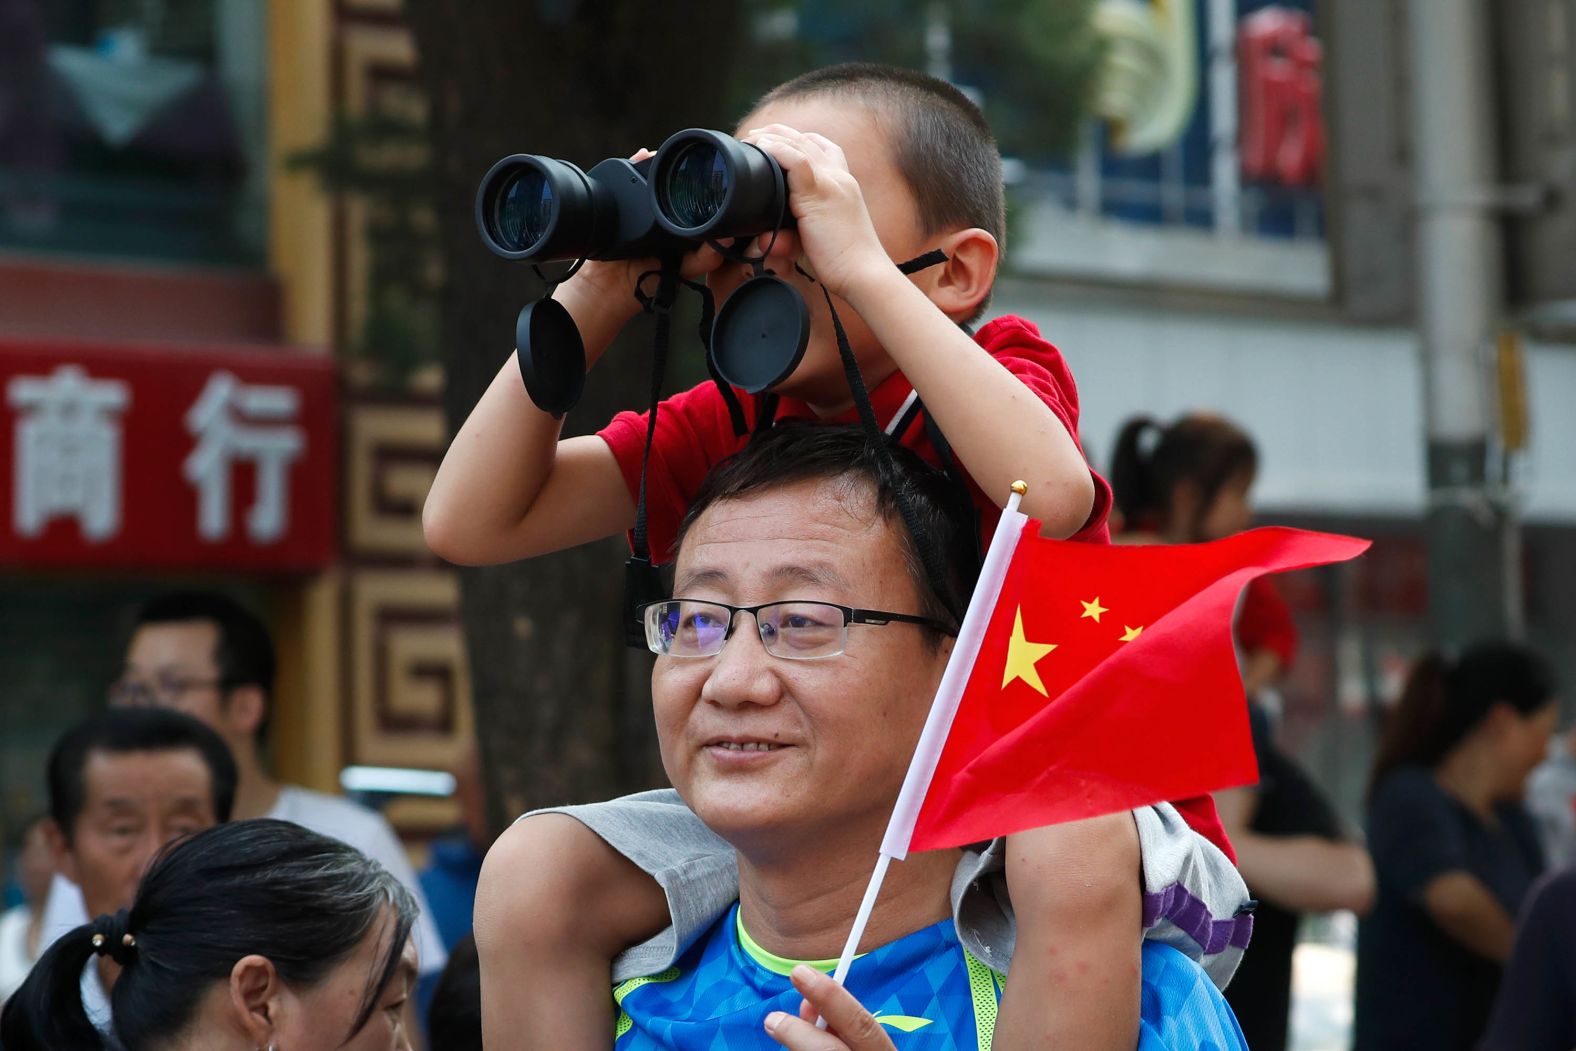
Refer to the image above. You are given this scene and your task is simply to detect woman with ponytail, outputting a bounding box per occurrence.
[0,819,420,1051]
[1355,641,1557,1051]
[1110,411,1374,1051]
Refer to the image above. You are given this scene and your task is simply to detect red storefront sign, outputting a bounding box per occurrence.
[0,338,338,572]
[1238,7,1325,187]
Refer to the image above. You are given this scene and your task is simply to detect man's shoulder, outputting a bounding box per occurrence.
[271,784,393,846]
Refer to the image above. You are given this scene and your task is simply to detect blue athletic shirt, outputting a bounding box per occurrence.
[613,903,1247,1050]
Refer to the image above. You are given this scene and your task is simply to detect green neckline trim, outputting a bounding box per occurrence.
[734,909,864,977]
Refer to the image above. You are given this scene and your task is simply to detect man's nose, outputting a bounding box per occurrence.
[700,612,783,709]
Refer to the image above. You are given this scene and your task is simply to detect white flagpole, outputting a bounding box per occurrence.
[821,484,1029,1014]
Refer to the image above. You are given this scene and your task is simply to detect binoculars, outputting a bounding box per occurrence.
[476,128,792,262]
[476,129,807,416]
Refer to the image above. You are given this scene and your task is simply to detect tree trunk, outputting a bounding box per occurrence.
[404,2,744,832]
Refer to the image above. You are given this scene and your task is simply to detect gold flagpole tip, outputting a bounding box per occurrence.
[1010,480,1028,495]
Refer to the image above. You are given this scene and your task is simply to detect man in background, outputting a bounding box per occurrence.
[39,591,447,987]
[42,707,235,1027]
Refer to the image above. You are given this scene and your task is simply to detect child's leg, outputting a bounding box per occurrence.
[474,813,669,1050]
[996,812,1143,1051]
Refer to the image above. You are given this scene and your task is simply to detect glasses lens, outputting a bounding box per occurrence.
[662,143,730,229]
[493,168,554,252]
[648,600,732,657]
[758,602,846,659]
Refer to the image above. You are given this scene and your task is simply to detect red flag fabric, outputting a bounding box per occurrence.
[905,523,1369,853]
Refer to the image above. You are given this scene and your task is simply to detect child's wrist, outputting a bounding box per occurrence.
[836,253,909,313]
[553,272,643,361]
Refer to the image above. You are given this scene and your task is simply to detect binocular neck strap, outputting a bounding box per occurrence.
[622,257,687,646]
[630,260,682,559]
[817,280,963,626]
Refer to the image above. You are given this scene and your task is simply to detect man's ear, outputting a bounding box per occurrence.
[926,227,999,323]
[43,817,77,884]
[229,954,283,1046]
[223,684,268,741]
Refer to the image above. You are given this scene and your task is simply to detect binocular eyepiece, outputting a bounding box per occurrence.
[476,129,791,262]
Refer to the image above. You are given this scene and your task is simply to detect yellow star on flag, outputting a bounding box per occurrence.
[1080,597,1108,623]
[1120,625,1144,643]
[1002,607,1057,695]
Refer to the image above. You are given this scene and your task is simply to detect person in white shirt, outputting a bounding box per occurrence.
[0,814,55,1006]
[39,591,446,983]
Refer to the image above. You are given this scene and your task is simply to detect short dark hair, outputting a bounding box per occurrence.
[47,709,237,845]
[0,819,417,1051]
[135,591,276,737]
[754,63,1005,318]
[675,423,977,641]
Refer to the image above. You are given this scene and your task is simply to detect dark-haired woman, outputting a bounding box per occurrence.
[1111,412,1376,1051]
[0,819,419,1051]
[1355,642,1557,1051]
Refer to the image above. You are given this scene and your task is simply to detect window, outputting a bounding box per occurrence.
[1002,0,1330,297]
[0,0,267,266]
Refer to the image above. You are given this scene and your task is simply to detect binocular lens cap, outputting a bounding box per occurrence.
[710,275,811,394]
[516,298,587,417]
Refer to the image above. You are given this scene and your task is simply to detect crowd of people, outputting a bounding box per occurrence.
[2,60,1573,1050]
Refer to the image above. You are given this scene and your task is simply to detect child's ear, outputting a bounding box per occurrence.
[926,228,999,322]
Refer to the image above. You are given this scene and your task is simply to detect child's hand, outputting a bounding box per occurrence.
[553,148,728,331]
[742,124,891,301]
[764,965,899,1051]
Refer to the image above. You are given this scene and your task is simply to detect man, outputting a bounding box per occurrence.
[42,708,236,1028]
[477,425,1247,1049]
[40,591,446,983]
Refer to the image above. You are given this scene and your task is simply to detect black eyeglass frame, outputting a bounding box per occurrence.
[637,598,955,659]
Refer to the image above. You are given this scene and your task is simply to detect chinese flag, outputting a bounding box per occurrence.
[883,511,1369,857]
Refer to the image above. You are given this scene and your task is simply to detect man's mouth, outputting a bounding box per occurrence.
[706,738,786,752]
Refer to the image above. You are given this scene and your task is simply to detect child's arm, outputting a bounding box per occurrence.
[423,152,725,566]
[473,814,669,1050]
[994,813,1143,1051]
[745,125,1096,538]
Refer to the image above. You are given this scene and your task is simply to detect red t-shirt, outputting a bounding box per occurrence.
[598,314,1234,861]
[1236,577,1299,670]
[598,314,1111,562]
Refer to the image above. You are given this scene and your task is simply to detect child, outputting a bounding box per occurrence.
[430,65,1245,1048]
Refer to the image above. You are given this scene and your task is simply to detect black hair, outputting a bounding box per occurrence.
[135,590,276,739]
[755,62,1004,319]
[1110,413,1258,540]
[1369,641,1557,797]
[0,819,418,1051]
[47,708,237,846]
[674,422,977,643]
[427,934,482,1051]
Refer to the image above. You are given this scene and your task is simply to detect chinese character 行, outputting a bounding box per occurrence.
[183,371,304,543]
[8,365,130,542]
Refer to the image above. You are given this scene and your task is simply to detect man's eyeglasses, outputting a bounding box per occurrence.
[108,674,226,708]
[638,599,952,660]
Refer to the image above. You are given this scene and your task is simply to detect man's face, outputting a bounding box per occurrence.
[58,748,218,919]
[708,95,937,408]
[652,478,953,853]
[118,621,252,743]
